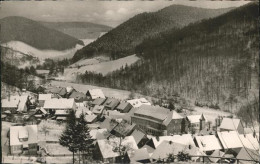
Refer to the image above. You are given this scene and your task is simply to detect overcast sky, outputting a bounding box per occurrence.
[0,0,250,27]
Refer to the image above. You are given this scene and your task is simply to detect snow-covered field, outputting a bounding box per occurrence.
[69,56,110,68]
[50,80,144,100]
[63,54,139,81]
[1,41,84,60]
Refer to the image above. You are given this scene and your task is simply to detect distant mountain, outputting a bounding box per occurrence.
[40,21,112,39]
[0,16,84,51]
[72,5,232,62]
[77,3,259,111]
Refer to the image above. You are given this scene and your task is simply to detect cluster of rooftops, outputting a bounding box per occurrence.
[2,86,259,163]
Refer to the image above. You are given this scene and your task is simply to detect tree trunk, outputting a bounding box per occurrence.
[73,151,74,164]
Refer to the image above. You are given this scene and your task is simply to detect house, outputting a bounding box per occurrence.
[127,98,151,108]
[105,110,126,120]
[236,148,259,164]
[103,98,120,111]
[46,87,67,98]
[35,85,46,94]
[86,89,105,101]
[217,131,245,155]
[186,114,208,132]
[10,125,38,155]
[92,105,105,117]
[34,107,48,119]
[125,148,151,163]
[111,122,136,137]
[2,95,29,113]
[147,134,195,149]
[99,118,118,131]
[194,135,223,155]
[38,94,52,107]
[68,91,87,102]
[91,98,106,107]
[116,102,132,113]
[94,136,138,163]
[151,140,204,162]
[43,98,76,114]
[75,106,97,123]
[1,98,19,113]
[26,115,40,125]
[219,118,244,134]
[131,105,186,136]
[55,110,69,121]
[130,129,149,148]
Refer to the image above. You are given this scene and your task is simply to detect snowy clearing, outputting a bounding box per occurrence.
[63,54,139,81]
[1,41,84,60]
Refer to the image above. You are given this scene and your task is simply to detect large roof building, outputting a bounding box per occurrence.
[131,105,187,136]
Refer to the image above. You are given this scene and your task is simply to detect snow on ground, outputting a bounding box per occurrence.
[80,39,95,46]
[50,80,144,100]
[2,156,37,164]
[69,56,110,68]
[38,120,65,142]
[192,106,232,126]
[63,54,139,81]
[1,41,84,60]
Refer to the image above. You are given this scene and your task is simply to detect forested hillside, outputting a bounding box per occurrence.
[76,3,259,113]
[40,21,112,39]
[72,5,232,62]
[0,16,84,50]
[1,46,40,68]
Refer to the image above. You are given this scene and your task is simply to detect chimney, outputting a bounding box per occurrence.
[188,144,192,149]
[8,91,10,101]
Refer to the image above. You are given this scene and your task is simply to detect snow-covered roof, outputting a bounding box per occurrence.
[43,98,75,109]
[39,107,47,114]
[127,98,151,108]
[97,136,138,159]
[85,115,97,123]
[87,89,105,99]
[10,125,38,146]
[217,131,243,149]
[92,105,105,114]
[151,134,195,148]
[2,98,19,108]
[151,141,204,160]
[187,114,207,124]
[195,135,223,152]
[127,148,150,162]
[163,110,184,125]
[236,148,259,162]
[55,110,69,115]
[38,94,52,101]
[239,133,259,150]
[90,129,108,140]
[75,107,91,118]
[219,118,241,131]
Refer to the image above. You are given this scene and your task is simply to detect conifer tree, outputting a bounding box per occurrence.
[76,112,94,163]
[59,110,78,164]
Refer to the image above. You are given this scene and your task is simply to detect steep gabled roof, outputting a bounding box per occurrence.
[131,129,146,144]
[92,105,105,114]
[195,135,223,151]
[217,131,243,149]
[151,134,195,148]
[134,105,169,121]
[127,148,150,162]
[103,98,120,108]
[87,89,105,99]
[236,148,259,162]
[116,102,132,111]
[187,114,207,124]
[219,118,241,130]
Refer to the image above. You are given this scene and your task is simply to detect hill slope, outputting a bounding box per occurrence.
[72,5,232,62]
[76,3,259,111]
[40,21,112,39]
[0,16,84,51]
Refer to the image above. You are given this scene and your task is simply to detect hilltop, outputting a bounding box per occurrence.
[0,16,84,51]
[72,5,232,62]
[40,21,112,39]
[76,3,259,112]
